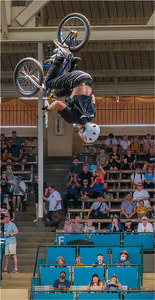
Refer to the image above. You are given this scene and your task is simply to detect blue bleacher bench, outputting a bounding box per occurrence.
[78,293,119,299]
[90,234,120,246]
[107,266,138,289]
[124,292,155,299]
[124,233,154,250]
[74,267,104,286]
[79,246,109,264]
[32,293,74,300]
[47,247,76,265]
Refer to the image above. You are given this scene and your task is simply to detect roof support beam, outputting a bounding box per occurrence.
[147,11,155,25]
[2,69,154,80]
[16,0,50,26]
[1,81,154,97]
[1,0,8,39]
[2,25,154,42]
[1,42,154,53]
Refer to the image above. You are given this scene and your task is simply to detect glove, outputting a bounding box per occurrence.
[42,105,49,111]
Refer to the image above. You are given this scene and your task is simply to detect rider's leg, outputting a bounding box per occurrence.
[44,56,65,89]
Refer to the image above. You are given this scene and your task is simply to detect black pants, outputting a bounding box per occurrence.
[44,57,92,97]
[63,194,79,210]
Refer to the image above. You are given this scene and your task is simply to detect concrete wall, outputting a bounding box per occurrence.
[47,111,73,156]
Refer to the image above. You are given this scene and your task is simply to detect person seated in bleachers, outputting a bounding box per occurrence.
[105,133,118,153]
[56,256,66,267]
[2,149,10,162]
[84,219,96,233]
[131,164,145,189]
[88,274,103,291]
[63,218,73,233]
[96,147,110,170]
[64,172,81,210]
[120,135,130,153]
[71,215,84,233]
[124,219,135,233]
[137,216,154,232]
[93,164,106,182]
[116,250,131,266]
[109,215,122,232]
[53,271,70,290]
[123,148,136,170]
[133,183,151,208]
[74,255,84,267]
[0,195,12,221]
[120,193,137,220]
[93,253,106,267]
[86,156,96,174]
[104,274,124,291]
[151,205,155,219]
[90,176,107,198]
[70,156,83,176]
[9,175,26,213]
[109,145,121,171]
[121,158,131,175]
[143,147,155,171]
[1,134,9,152]
[79,164,93,186]
[86,195,110,224]
[131,136,141,153]
[0,159,6,173]
[9,130,28,147]
[8,139,27,163]
[144,167,155,189]
[6,163,14,183]
[136,200,147,219]
[143,133,154,153]
[80,179,90,199]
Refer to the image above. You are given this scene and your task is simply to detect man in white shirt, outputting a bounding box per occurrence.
[43,185,62,224]
[131,165,145,188]
[137,216,153,233]
[105,133,117,153]
[133,183,151,208]
[120,135,130,153]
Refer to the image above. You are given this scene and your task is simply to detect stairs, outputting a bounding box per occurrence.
[142,273,155,290]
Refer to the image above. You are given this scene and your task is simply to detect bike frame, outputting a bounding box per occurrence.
[24,31,76,96]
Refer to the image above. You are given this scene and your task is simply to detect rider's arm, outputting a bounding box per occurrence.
[92,94,95,104]
[78,131,84,141]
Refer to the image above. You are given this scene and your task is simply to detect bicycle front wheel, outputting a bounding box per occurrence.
[14,58,44,96]
[57,13,91,52]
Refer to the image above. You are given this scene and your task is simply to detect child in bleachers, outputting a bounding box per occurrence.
[124,219,135,233]
[6,163,14,183]
[131,136,140,153]
[84,219,96,233]
[63,218,73,233]
[136,200,147,219]
[80,179,90,199]
[93,254,106,267]
[2,149,9,162]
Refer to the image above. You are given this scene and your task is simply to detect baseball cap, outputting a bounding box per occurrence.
[12,130,16,134]
[142,216,147,220]
[109,133,114,138]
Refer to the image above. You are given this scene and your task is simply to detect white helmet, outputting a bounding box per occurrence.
[83,123,100,143]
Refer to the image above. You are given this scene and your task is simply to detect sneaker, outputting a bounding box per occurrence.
[54,40,71,57]
[16,208,19,212]
[12,268,19,273]
[3,268,8,272]
[33,219,38,223]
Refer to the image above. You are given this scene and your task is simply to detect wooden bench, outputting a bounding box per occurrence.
[81,198,155,209]
[13,170,33,182]
[2,161,37,172]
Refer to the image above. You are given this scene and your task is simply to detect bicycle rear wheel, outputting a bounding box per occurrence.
[14,58,44,96]
[57,13,90,52]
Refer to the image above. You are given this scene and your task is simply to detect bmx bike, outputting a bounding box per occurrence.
[13,13,91,98]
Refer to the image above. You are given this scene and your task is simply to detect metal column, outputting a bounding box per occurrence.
[38,42,43,219]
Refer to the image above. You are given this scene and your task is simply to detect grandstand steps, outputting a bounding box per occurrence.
[1,273,32,290]
[17,226,52,232]
[142,273,155,290]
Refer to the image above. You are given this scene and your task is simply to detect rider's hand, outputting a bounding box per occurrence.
[42,105,49,111]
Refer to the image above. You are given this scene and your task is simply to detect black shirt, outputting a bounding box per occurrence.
[145,154,155,164]
[79,171,92,185]
[124,154,135,163]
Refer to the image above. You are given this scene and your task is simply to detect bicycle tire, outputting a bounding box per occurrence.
[14,57,44,97]
[57,13,90,52]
